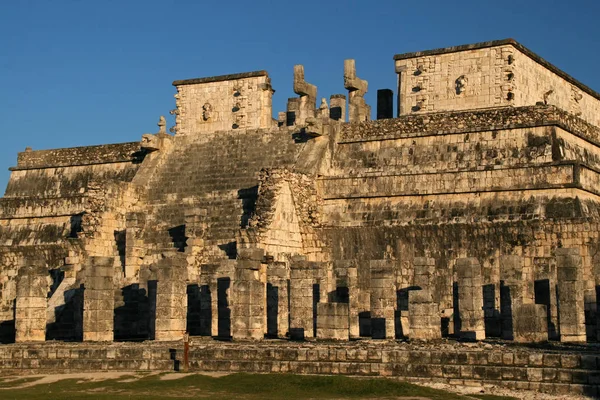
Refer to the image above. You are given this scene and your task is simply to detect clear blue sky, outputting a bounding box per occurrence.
[1,0,599,192]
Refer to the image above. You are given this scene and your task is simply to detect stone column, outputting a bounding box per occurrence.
[232,248,266,340]
[500,255,523,340]
[293,65,317,126]
[533,257,559,340]
[377,89,394,119]
[329,94,346,121]
[370,260,396,339]
[15,260,49,342]
[455,258,485,340]
[209,279,219,337]
[83,256,115,342]
[409,290,440,340]
[556,248,586,343]
[289,256,316,339]
[344,59,370,123]
[316,303,349,340]
[286,98,299,126]
[154,253,187,341]
[347,265,360,338]
[409,257,440,340]
[267,262,289,338]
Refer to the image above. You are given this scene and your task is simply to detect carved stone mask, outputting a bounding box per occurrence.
[141,134,160,152]
[455,75,467,95]
[202,102,212,121]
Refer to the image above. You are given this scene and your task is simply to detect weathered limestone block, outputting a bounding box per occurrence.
[455,258,485,340]
[344,59,370,123]
[413,257,435,289]
[408,289,441,340]
[370,260,396,339]
[556,248,586,343]
[82,256,115,342]
[267,262,289,338]
[316,303,349,340]
[15,260,49,342]
[513,303,548,343]
[154,253,187,341]
[232,248,266,340]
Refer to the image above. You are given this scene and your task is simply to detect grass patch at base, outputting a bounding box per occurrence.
[0,372,474,399]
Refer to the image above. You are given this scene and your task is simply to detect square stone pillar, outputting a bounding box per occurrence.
[329,94,346,121]
[533,257,559,340]
[370,260,396,339]
[409,290,440,340]
[209,279,219,337]
[409,257,440,340]
[513,304,548,343]
[83,256,115,342]
[267,262,289,338]
[556,248,586,343]
[455,258,485,340]
[500,255,523,340]
[154,253,187,341]
[413,257,435,289]
[316,303,349,340]
[289,257,316,339]
[15,260,49,342]
[232,248,266,340]
[347,265,360,338]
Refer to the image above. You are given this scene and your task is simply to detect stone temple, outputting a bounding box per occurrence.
[1,39,600,394]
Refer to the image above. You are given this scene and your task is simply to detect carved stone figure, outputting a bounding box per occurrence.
[158,116,167,134]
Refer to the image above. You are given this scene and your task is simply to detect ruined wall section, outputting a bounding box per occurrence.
[241,168,324,262]
[172,71,274,136]
[394,40,600,128]
[513,49,600,127]
[0,142,145,342]
[320,104,600,339]
[395,43,511,114]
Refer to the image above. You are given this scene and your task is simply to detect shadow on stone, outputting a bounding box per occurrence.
[217,277,231,339]
[114,284,151,341]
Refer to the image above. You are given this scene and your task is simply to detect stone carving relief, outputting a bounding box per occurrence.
[157,116,167,134]
[141,116,172,152]
[455,75,468,95]
[571,86,583,116]
[202,102,212,121]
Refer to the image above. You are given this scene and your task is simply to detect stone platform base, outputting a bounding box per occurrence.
[0,340,598,397]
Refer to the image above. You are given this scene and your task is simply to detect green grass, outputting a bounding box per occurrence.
[0,372,479,399]
[472,395,518,400]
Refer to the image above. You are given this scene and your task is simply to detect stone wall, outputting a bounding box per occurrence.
[394,39,600,128]
[0,341,598,397]
[173,71,274,136]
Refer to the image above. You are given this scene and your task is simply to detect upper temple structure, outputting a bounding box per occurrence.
[2,38,600,345]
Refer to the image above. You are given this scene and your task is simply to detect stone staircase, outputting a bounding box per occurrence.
[138,130,301,259]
